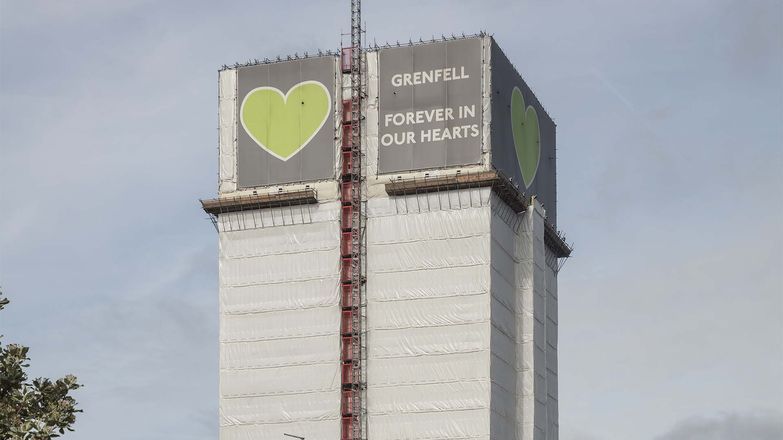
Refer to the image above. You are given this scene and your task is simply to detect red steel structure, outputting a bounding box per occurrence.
[340,1,365,439]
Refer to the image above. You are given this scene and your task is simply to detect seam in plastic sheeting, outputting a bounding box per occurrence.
[369,322,488,358]
[369,381,491,415]
[221,283,338,313]
[369,407,491,440]
[220,390,338,425]
[371,265,488,301]
[368,210,491,243]
[221,363,340,396]
[219,304,339,344]
[220,252,338,287]
[221,286,339,315]
[221,335,338,370]
[371,237,489,273]
[368,351,490,386]
[220,421,340,440]
[371,293,489,330]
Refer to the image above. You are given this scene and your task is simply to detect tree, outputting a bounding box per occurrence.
[0,294,82,439]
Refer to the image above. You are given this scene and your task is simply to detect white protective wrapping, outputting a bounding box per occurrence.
[481,35,493,167]
[218,201,341,440]
[489,197,558,440]
[218,69,237,194]
[367,188,493,440]
[364,189,559,440]
[364,50,382,188]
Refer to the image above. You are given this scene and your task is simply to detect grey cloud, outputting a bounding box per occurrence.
[56,243,217,439]
[564,432,603,440]
[654,412,783,440]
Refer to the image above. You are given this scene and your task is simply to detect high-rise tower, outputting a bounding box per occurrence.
[203,33,571,440]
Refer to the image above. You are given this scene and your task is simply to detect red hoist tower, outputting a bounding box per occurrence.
[339,1,365,439]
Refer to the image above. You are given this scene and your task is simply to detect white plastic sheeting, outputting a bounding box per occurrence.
[367,188,493,440]
[365,191,558,440]
[215,192,558,439]
[481,35,493,167]
[218,69,237,194]
[365,51,381,179]
[489,197,558,440]
[218,201,341,440]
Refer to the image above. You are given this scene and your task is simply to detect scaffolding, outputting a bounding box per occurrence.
[339,1,366,439]
[200,188,318,232]
[385,169,572,262]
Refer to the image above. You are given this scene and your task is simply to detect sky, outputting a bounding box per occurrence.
[1,0,781,439]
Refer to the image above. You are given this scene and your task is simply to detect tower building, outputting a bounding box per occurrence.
[203,33,571,440]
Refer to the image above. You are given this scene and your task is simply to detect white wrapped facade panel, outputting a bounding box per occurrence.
[371,409,491,439]
[221,420,337,440]
[221,363,337,398]
[544,244,560,438]
[221,335,336,370]
[371,380,490,414]
[218,69,237,194]
[367,191,493,440]
[488,197,559,440]
[364,192,559,440]
[220,306,338,342]
[370,234,490,273]
[370,293,488,330]
[370,322,488,359]
[221,390,338,424]
[481,34,493,166]
[365,50,381,180]
[220,253,337,292]
[221,278,338,315]
[371,265,488,302]
[490,207,523,439]
[369,351,489,386]
[218,202,340,439]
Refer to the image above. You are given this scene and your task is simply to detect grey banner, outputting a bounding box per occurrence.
[378,38,483,174]
[490,40,558,225]
[236,56,336,187]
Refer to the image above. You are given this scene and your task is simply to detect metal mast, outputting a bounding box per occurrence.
[339,0,365,439]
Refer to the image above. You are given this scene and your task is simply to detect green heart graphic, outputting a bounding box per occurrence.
[511,86,540,188]
[240,80,331,161]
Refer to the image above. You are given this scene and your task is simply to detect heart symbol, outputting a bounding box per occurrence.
[510,86,540,188]
[240,80,331,161]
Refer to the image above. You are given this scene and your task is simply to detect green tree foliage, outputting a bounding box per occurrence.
[0,294,82,439]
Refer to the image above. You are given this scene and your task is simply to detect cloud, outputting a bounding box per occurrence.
[564,432,603,440]
[34,242,218,439]
[654,412,783,440]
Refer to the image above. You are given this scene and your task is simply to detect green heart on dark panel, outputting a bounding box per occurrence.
[490,39,558,225]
